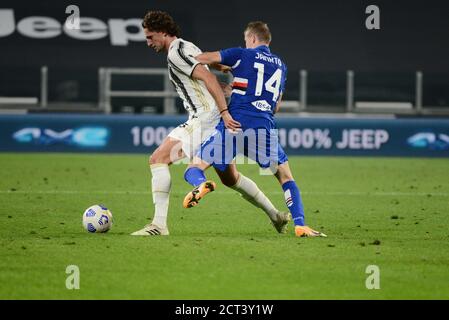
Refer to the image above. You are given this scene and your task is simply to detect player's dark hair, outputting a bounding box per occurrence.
[142,10,181,37]
[245,21,271,43]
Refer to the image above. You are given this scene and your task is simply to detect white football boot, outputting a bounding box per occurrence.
[131,223,169,236]
[271,212,291,234]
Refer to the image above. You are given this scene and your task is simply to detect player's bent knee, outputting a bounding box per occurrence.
[149,153,159,165]
[218,171,239,187]
[221,176,238,187]
[149,151,170,165]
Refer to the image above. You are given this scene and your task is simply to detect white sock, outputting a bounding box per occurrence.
[150,164,171,229]
[230,174,278,220]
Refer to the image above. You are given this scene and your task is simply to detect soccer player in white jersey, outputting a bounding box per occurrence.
[132,11,290,236]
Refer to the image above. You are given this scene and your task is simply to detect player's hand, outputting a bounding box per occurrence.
[221,112,241,133]
[219,65,232,73]
[219,82,232,97]
[211,63,232,73]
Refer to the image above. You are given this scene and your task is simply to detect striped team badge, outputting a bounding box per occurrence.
[232,77,248,95]
[284,189,293,207]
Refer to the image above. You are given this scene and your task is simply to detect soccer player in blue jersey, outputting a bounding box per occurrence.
[182,21,326,237]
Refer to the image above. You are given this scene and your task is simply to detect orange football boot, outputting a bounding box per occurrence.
[183,180,217,208]
[295,225,327,237]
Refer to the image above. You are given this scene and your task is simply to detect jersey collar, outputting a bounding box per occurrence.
[169,38,181,51]
[256,45,271,53]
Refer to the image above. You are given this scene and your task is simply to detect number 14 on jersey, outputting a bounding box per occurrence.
[253,62,282,102]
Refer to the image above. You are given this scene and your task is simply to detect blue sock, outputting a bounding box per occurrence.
[184,167,206,187]
[282,180,306,226]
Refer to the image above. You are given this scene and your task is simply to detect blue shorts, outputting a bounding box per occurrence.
[198,117,288,172]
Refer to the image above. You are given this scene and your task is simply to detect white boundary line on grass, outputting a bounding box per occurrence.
[0,190,447,197]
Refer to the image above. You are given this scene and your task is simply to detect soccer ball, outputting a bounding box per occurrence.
[82,205,113,233]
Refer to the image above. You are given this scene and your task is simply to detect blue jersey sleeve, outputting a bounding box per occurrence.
[219,47,244,67]
[280,64,288,94]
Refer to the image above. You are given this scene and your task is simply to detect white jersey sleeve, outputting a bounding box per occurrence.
[167,40,201,78]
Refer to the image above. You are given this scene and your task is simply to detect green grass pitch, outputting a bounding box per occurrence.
[0,153,448,299]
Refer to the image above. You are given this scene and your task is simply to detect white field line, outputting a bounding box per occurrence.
[0,190,447,197]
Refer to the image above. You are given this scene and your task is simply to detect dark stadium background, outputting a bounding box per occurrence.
[1,0,448,111]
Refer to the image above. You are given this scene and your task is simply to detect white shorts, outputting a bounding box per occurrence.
[168,112,220,159]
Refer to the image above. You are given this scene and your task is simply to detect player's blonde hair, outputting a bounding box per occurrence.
[245,21,271,44]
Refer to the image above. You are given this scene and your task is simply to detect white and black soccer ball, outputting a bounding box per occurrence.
[82,205,113,233]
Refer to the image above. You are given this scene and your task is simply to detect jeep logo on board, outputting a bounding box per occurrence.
[0,9,145,46]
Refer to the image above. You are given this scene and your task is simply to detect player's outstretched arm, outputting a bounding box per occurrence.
[196,52,231,73]
[210,63,232,73]
[195,51,221,65]
[191,64,241,131]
